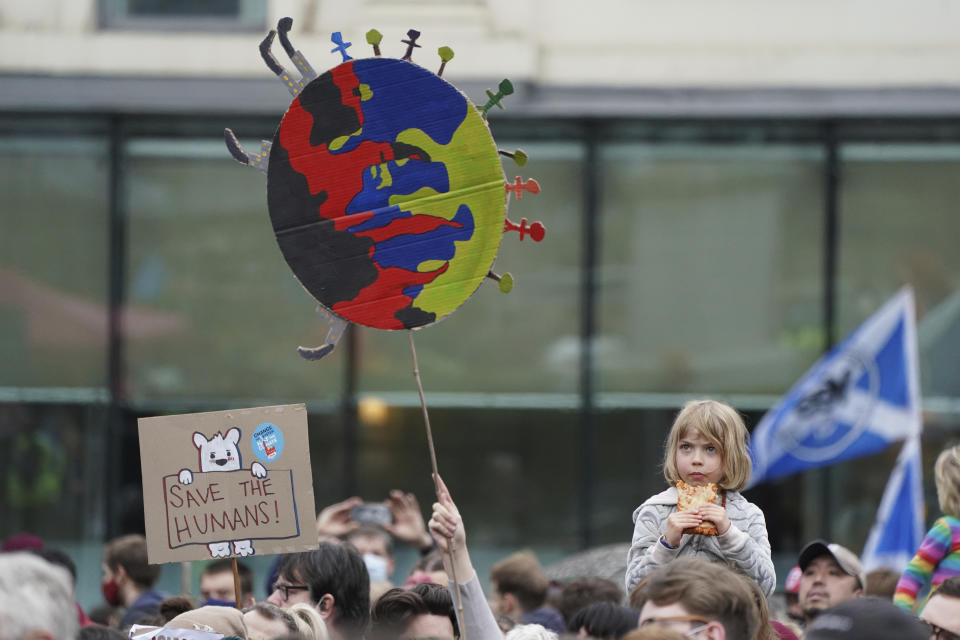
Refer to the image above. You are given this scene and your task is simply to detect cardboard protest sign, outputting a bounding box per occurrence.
[130,625,224,640]
[138,403,317,564]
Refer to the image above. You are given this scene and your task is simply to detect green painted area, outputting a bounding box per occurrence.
[329,128,361,151]
[358,83,373,101]
[389,103,504,320]
[418,259,446,272]
[498,272,514,293]
[366,163,394,189]
[376,162,392,189]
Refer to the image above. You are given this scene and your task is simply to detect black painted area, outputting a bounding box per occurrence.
[297,72,361,148]
[267,142,377,306]
[392,141,431,163]
[395,305,435,328]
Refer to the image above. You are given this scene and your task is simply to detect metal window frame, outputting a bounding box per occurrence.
[97,0,267,32]
[4,107,960,542]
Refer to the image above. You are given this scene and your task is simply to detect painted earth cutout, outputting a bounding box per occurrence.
[267,57,505,330]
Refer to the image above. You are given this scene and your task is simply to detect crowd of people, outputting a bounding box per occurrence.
[1,399,959,640]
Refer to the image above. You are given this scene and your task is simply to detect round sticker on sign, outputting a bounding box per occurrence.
[252,422,284,464]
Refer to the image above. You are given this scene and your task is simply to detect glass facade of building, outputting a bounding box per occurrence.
[2,113,959,604]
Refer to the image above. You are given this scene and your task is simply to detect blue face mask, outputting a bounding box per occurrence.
[203,598,237,609]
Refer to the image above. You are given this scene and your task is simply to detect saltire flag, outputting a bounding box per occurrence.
[747,287,921,488]
[861,436,925,572]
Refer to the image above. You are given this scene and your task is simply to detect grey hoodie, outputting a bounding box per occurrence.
[625,486,776,597]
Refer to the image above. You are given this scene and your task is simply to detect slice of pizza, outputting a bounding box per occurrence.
[676,480,720,536]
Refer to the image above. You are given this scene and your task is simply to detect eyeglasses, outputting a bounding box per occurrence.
[640,615,711,637]
[271,582,310,602]
[924,620,960,640]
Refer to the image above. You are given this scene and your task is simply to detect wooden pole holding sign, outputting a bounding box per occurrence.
[232,558,243,611]
[408,331,466,640]
[180,561,191,597]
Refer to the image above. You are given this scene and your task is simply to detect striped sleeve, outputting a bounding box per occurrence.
[894,517,952,612]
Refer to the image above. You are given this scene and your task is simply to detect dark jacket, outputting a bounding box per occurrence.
[120,588,165,629]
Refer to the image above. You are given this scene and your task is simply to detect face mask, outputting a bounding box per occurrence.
[203,598,237,608]
[362,552,389,583]
[101,579,122,606]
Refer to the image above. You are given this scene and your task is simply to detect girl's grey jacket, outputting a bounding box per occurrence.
[625,486,776,597]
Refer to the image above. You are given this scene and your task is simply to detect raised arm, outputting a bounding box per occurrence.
[315,496,363,541]
[428,474,501,640]
[384,490,434,553]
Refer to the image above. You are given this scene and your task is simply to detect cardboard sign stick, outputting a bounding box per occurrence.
[408,331,467,640]
[181,562,191,598]
[232,558,242,610]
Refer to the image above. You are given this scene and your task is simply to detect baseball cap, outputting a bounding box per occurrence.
[804,597,927,640]
[798,540,866,590]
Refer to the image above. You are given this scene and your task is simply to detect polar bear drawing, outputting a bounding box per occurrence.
[178,427,267,558]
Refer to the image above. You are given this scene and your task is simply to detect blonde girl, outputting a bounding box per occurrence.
[625,400,775,596]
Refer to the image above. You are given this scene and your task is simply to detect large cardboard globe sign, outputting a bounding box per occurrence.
[226,20,543,360]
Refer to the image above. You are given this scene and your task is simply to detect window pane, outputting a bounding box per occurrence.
[128,0,241,16]
[356,406,579,572]
[0,402,109,541]
[831,141,960,555]
[597,139,824,395]
[124,138,342,402]
[357,142,583,394]
[838,143,960,400]
[591,408,674,545]
[0,134,109,388]
[101,0,265,30]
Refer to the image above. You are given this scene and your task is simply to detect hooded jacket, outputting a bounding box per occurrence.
[625,486,775,597]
